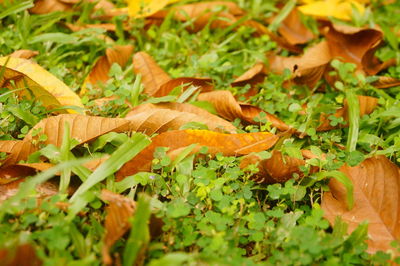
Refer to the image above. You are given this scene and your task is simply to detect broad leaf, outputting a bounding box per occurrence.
[0,57,83,113]
[322,156,400,253]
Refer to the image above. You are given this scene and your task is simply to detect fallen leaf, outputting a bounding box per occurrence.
[125,103,236,134]
[322,156,400,253]
[0,165,36,185]
[317,95,378,131]
[231,62,267,89]
[116,129,279,179]
[149,1,243,32]
[240,150,305,184]
[133,51,172,96]
[268,40,332,88]
[276,8,315,45]
[2,114,131,166]
[0,243,42,266]
[127,0,178,18]
[101,189,136,265]
[154,77,214,97]
[86,44,134,85]
[298,0,365,21]
[322,23,389,75]
[30,0,116,15]
[197,90,291,131]
[372,76,400,89]
[0,57,84,113]
[9,50,39,60]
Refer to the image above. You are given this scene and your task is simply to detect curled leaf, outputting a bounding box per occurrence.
[9,50,39,59]
[231,62,267,89]
[372,76,400,89]
[116,129,279,179]
[197,90,291,131]
[126,103,236,134]
[101,189,136,265]
[86,44,134,85]
[322,156,400,253]
[154,77,213,97]
[0,57,83,113]
[317,95,378,131]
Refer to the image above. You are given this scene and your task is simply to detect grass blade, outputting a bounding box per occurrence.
[346,90,360,152]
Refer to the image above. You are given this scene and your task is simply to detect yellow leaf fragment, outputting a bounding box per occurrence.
[298,0,365,21]
[126,0,178,18]
[0,57,83,113]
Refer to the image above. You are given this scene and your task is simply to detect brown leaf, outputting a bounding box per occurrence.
[150,1,244,32]
[116,129,279,179]
[372,76,400,89]
[317,95,378,131]
[322,156,400,253]
[87,44,134,85]
[154,77,214,97]
[125,103,236,134]
[0,178,60,203]
[268,41,332,88]
[240,150,305,184]
[322,23,390,75]
[133,51,172,96]
[276,8,315,46]
[101,189,136,265]
[1,114,130,166]
[0,243,42,266]
[231,62,267,89]
[0,165,36,185]
[9,50,39,60]
[197,90,291,131]
[243,20,303,53]
[30,0,115,15]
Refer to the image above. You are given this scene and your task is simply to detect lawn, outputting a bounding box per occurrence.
[1,0,400,265]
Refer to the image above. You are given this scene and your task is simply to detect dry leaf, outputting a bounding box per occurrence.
[9,50,39,60]
[322,23,389,75]
[2,114,130,166]
[231,62,267,89]
[30,0,116,15]
[0,165,36,185]
[372,76,400,89]
[116,129,279,179]
[322,156,400,253]
[133,51,172,96]
[149,1,243,32]
[298,0,365,21]
[268,40,332,88]
[276,8,315,46]
[0,57,83,113]
[86,44,134,85]
[127,0,178,18]
[197,90,291,131]
[101,189,136,265]
[125,103,236,134]
[240,150,305,184]
[154,77,214,97]
[0,243,42,266]
[317,95,378,131]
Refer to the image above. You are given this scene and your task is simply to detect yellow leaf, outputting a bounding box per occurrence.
[0,57,83,113]
[126,0,178,18]
[298,0,365,21]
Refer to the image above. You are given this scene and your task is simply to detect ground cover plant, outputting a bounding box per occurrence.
[1,0,400,265]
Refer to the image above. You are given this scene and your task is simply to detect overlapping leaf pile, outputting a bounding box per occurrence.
[1,0,400,264]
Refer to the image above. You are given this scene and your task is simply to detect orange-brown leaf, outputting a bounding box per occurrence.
[0,243,42,266]
[240,150,305,184]
[101,189,136,265]
[87,44,134,85]
[9,50,39,59]
[197,90,291,131]
[116,129,279,179]
[125,103,236,134]
[372,76,400,89]
[0,165,36,185]
[322,23,387,75]
[268,41,332,88]
[154,77,214,97]
[317,95,378,131]
[231,62,267,89]
[133,52,172,96]
[322,156,400,253]
[0,140,36,167]
[276,8,315,46]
